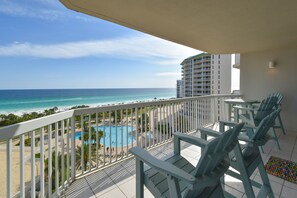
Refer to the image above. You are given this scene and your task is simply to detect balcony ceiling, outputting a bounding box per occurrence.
[60,0,297,54]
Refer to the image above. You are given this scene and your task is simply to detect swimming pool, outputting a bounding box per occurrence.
[75,125,135,147]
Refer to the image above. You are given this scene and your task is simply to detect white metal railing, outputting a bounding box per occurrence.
[0,94,241,198]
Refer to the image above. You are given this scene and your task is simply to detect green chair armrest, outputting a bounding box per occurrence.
[197,127,221,141]
[243,125,257,130]
[233,106,254,112]
[219,121,241,132]
[237,134,254,143]
[219,120,239,127]
[173,132,208,148]
[130,146,196,184]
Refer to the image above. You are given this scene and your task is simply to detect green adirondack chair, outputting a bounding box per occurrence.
[269,93,285,135]
[233,95,280,149]
[201,109,280,198]
[130,122,244,198]
[250,92,285,135]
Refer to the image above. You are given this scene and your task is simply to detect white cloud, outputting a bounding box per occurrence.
[0,35,200,65]
[155,72,181,76]
[0,0,92,21]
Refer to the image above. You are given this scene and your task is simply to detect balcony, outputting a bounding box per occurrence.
[62,130,297,198]
[0,94,243,197]
[47,1,297,197]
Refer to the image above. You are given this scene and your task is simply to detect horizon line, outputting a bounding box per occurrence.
[0,87,176,90]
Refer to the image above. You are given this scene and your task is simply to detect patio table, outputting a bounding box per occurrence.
[224,98,259,121]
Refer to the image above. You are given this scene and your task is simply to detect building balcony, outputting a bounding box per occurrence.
[193,88,211,92]
[193,68,211,72]
[193,72,211,77]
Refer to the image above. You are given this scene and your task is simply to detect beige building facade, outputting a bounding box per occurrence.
[181,53,231,97]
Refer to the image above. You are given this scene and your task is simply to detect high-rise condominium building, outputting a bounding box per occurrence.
[180,53,231,97]
[176,80,184,98]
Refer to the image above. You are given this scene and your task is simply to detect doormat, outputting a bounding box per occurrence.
[265,156,297,184]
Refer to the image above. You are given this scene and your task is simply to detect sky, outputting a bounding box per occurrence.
[0,0,239,89]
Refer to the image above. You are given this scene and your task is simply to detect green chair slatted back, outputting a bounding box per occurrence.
[220,110,280,198]
[242,109,281,157]
[130,122,244,198]
[194,123,244,177]
[254,96,278,123]
[182,122,244,198]
[270,92,286,135]
[270,92,283,106]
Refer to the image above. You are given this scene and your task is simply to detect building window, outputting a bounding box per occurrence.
[218,55,220,59]
[218,85,220,89]
[218,75,220,79]
[218,80,220,84]
[212,55,214,59]
[218,71,220,74]
[218,60,220,64]
[218,90,220,94]
[218,65,220,69]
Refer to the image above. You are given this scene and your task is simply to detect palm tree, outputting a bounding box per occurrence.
[75,144,96,171]
[44,151,69,192]
[137,112,149,132]
[97,130,104,148]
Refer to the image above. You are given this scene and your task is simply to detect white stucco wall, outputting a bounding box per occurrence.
[240,47,297,132]
[211,54,232,94]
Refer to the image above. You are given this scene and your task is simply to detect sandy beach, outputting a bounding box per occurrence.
[0,144,38,198]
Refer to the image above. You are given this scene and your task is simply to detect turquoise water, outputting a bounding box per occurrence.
[0,88,175,114]
[75,125,134,147]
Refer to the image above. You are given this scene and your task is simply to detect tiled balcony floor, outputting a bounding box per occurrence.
[62,128,297,198]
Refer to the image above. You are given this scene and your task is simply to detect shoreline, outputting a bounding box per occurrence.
[0,97,174,116]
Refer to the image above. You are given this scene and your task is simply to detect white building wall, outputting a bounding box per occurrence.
[211,54,232,94]
[182,53,231,97]
[240,47,297,132]
[176,80,184,98]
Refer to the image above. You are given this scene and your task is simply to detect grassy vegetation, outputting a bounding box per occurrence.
[0,106,90,127]
[0,107,57,127]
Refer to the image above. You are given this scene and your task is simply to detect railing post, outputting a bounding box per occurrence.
[7,139,12,198]
[31,131,36,198]
[71,116,76,181]
[211,96,216,123]
[55,122,59,196]
[40,129,45,197]
[135,108,138,147]
[48,125,52,196]
[20,135,25,198]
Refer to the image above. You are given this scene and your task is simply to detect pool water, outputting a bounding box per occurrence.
[75,125,134,147]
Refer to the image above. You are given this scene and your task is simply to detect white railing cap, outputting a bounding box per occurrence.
[0,94,241,141]
[0,110,74,141]
[73,94,240,115]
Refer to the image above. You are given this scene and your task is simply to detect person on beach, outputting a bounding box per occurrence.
[106,147,109,156]
[112,147,115,157]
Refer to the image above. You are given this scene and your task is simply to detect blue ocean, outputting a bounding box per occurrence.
[0,88,175,114]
